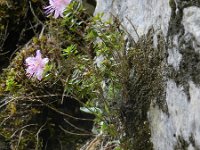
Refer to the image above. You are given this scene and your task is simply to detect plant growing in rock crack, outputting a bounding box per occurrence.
[0,1,130,149]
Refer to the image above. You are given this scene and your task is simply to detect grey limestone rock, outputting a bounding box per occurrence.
[95,0,200,149]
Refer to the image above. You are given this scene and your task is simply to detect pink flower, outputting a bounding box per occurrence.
[25,50,49,81]
[44,0,71,18]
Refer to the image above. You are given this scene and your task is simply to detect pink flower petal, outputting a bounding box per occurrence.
[44,0,71,18]
[35,68,44,80]
[42,58,49,65]
[54,10,60,18]
[36,50,42,60]
[25,57,36,65]
[25,50,49,80]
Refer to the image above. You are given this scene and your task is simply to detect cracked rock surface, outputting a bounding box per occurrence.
[95,0,200,149]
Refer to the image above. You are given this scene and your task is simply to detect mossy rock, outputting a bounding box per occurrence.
[0,0,46,72]
[0,2,95,149]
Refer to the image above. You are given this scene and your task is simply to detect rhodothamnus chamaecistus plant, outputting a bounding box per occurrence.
[25,50,49,80]
[44,0,71,18]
